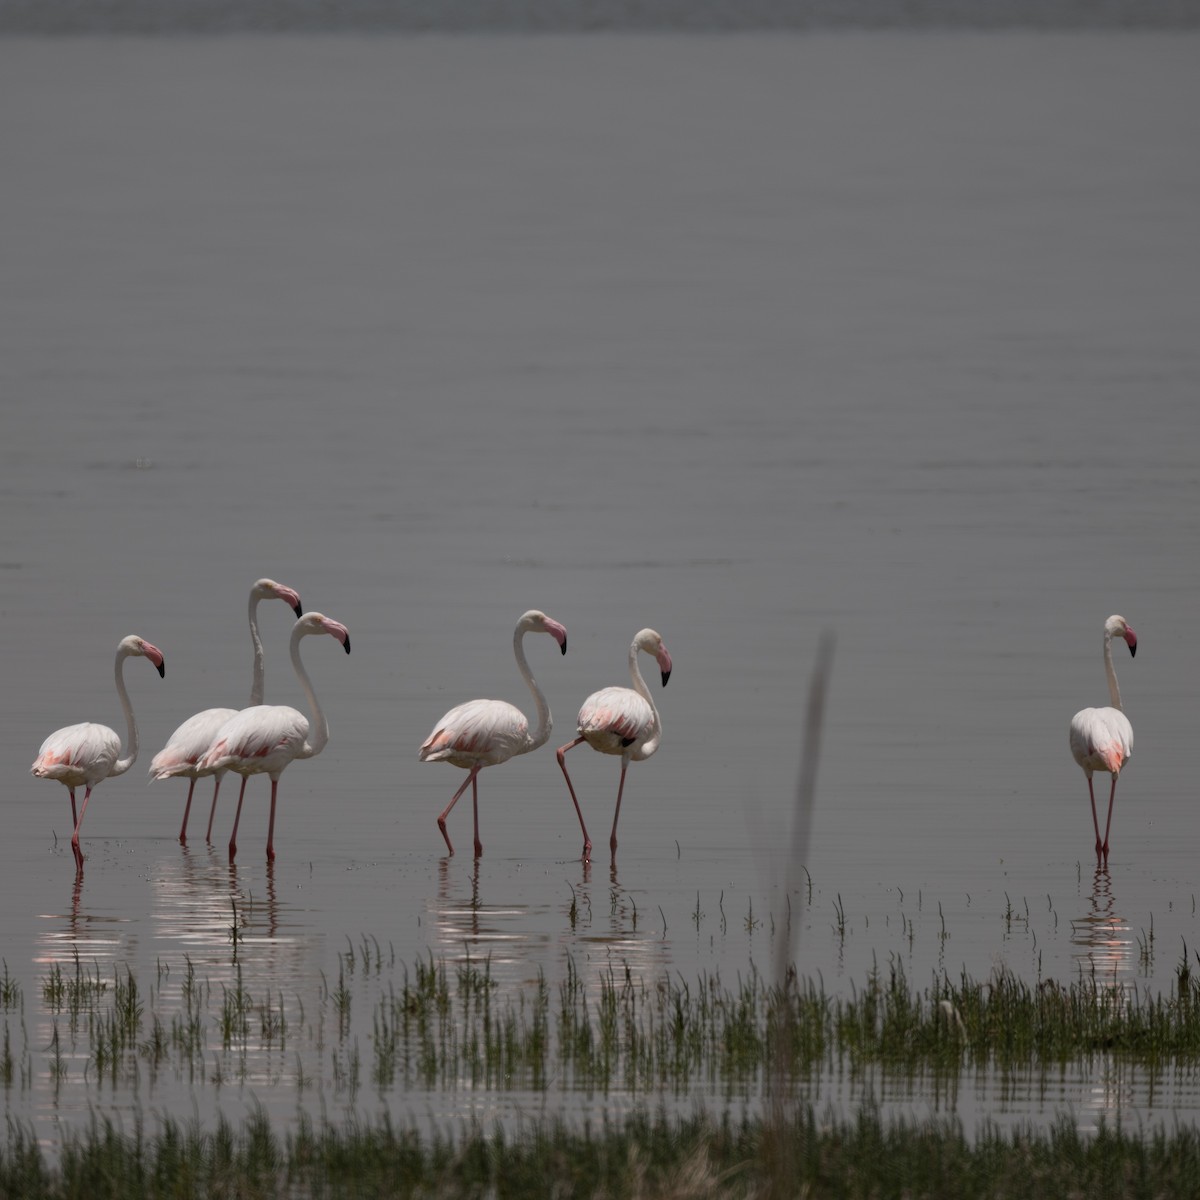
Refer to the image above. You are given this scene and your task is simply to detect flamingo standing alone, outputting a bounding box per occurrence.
[200,612,350,861]
[149,579,303,844]
[31,635,166,867]
[1069,614,1137,864]
[557,628,672,861]
[420,610,568,858]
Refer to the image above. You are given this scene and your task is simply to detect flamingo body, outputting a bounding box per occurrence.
[558,628,672,861]
[150,578,302,844]
[421,610,567,857]
[199,612,349,861]
[31,635,166,866]
[1069,614,1136,863]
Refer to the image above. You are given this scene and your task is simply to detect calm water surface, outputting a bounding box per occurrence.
[2,31,1199,1146]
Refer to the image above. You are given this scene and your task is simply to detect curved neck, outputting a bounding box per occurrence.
[292,628,329,760]
[1104,634,1124,711]
[248,593,267,706]
[110,649,139,777]
[514,625,553,751]
[628,639,662,747]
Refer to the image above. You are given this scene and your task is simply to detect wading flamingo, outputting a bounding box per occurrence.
[557,628,672,861]
[200,612,350,861]
[31,635,166,867]
[420,610,568,857]
[1070,614,1137,863]
[149,579,302,844]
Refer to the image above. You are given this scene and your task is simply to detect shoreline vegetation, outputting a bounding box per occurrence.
[5,946,1200,1196]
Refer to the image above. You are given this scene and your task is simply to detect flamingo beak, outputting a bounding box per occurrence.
[277,585,303,617]
[142,641,166,677]
[658,646,673,687]
[1123,627,1137,657]
[546,619,568,655]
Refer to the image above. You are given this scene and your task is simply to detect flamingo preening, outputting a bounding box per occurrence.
[1069,614,1137,864]
[149,579,303,844]
[31,635,166,867]
[557,628,672,861]
[420,610,568,857]
[200,612,350,861]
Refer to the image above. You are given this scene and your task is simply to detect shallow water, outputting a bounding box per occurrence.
[2,30,1200,1146]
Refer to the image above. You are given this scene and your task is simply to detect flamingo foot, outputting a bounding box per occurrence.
[266,846,276,862]
[582,839,592,862]
[473,839,483,858]
[438,818,454,856]
[229,840,238,860]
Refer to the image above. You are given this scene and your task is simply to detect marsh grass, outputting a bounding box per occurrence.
[2,1104,1200,1199]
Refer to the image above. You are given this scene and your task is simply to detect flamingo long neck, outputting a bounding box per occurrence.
[628,639,662,754]
[1103,634,1124,712]
[110,648,140,778]
[291,629,329,761]
[248,593,267,706]
[514,626,553,752]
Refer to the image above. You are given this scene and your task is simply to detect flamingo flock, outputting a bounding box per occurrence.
[29,585,1144,870]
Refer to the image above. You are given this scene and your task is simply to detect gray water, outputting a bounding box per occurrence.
[2,31,1200,1146]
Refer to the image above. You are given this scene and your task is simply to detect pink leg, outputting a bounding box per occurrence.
[68,787,78,830]
[266,777,279,861]
[71,785,93,860]
[205,775,224,843]
[1087,776,1103,860]
[471,774,485,858]
[437,769,478,856]
[228,776,248,860]
[556,737,592,860]
[179,778,197,845]
[609,762,629,856]
[1100,775,1118,863]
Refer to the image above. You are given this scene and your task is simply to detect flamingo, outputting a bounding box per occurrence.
[420,610,568,858]
[1069,614,1137,864]
[149,579,303,844]
[199,612,350,861]
[31,635,166,867]
[556,628,672,861]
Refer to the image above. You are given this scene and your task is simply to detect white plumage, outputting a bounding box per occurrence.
[200,612,350,861]
[557,628,672,862]
[420,609,568,857]
[149,578,302,844]
[1069,614,1137,863]
[32,635,166,868]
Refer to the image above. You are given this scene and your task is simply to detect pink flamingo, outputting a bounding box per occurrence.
[420,610,568,857]
[200,612,350,861]
[149,579,302,844]
[1070,614,1137,864]
[557,628,672,861]
[31,635,166,867]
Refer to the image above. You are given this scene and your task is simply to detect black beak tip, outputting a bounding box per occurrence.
[661,669,671,687]
[560,639,567,656]
[343,636,352,655]
[293,603,304,618]
[157,662,166,678]
[1129,643,1137,658]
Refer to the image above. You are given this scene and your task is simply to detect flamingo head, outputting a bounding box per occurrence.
[520,610,568,655]
[1105,614,1137,658]
[294,612,351,654]
[254,578,303,617]
[635,629,672,686]
[119,635,166,677]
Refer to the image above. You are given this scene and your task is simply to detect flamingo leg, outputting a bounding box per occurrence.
[179,778,197,845]
[1086,775,1104,860]
[609,760,630,856]
[472,774,483,859]
[266,778,279,861]
[205,775,224,844]
[71,786,93,860]
[556,737,592,860]
[68,787,78,830]
[1100,775,1118,863]
[438,768,478,857]
[228,776,248,860]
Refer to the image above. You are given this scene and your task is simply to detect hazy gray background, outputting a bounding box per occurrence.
[1,27,1198,1139]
